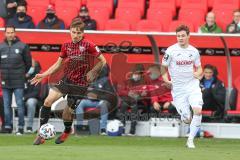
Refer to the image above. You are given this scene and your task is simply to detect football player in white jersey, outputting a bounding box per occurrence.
[161,25,203,148]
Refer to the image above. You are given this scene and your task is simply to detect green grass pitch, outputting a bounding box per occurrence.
[0,134,240,160]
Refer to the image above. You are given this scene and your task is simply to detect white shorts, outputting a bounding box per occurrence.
[172,80,203,121]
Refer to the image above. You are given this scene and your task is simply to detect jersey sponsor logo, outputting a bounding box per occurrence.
[176,60,193,65]
[79,46,86,52]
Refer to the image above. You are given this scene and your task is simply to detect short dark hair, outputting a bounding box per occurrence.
[70,18,85,31]
[204,64,218,76]
[17,1,27,10]
[176,24,190,35]
[4,25,15,32]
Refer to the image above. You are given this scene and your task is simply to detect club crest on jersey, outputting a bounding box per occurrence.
[163,54,169,61]
[15,49,20,54]
[79,46,86,52]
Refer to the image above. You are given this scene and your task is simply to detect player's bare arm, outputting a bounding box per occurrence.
[31,57,63,85]
[86,54,106,82]
[193,66,203,80]
[161,65,172,88]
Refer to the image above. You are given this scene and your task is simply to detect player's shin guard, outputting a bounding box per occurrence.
[189,115,202,140]
[40,106,51,127]
[64,121,73,133]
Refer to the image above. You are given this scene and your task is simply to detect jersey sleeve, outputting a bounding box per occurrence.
[194,50,201,67]
[88,42,101,57]
[59,43,67,58]
[161,49,171,66]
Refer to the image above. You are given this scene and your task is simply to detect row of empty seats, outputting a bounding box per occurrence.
[26,0,240,12]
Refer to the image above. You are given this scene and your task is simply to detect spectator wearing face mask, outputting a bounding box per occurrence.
[117,64,149,136]
[5,0,19,20]
[7,2,35,29]
[146,65,175,115]
[37,4,65,30]
[75,6,96,30]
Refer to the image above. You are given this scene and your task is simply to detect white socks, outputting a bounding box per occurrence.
[188,115,202,140]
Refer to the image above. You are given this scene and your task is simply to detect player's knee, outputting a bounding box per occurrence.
[182,118,191,124]
[44,97,55,107]
[192,107,202,116]
[181,115,192,124]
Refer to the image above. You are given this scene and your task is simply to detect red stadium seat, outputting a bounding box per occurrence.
[147,8,172,32]
[87,0,114,16]
[0,18,5,27]
[213,9,233,32]
[208,0,215,9]
[56,7,78,28]
[55,0,81,10]
[227,76,240,117]
[105,20,130,31]
[88,7,111,30]
[136,20,162,32]
[176,0,182,8]
[181,0,208,13]
[49,0,56,4]
[117,0,145,16]
[202,110,214,117]
[149,0,176,17]
[26,0,50,7]
[212,0,239,11]
[179,9,205,31]
[81,0,87,5]
[115,8,141,30]
[169,20,195,32]
[27,6,46,26]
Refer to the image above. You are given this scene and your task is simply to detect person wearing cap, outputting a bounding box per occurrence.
[7,1,35,29]
[37,4,65,29]
[75,6,97,30]
[117,64,149,136]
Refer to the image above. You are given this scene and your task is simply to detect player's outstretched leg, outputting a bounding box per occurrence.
[187,107,202,149]
[33,89,62,145]
[55,107,73,144]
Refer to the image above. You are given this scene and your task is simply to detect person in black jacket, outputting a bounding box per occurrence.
[75,6,97,30]
[200,64,226,117]
[24,60,41,133]
[5,0,19,20]
[7,2,35,29]
[75,64,117,135]
[0,25,32,134]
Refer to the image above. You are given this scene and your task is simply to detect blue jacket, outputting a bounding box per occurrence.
[7,14,35,29]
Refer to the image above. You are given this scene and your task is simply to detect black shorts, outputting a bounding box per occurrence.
[50,78,88,97]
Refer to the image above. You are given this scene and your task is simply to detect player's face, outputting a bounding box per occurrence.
[5,28,16,41]
[203,68,214,80]
[176,30,189,48]
[70,27,84,43]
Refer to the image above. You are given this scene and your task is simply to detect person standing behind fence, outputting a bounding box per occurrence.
[0,25,32,135]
